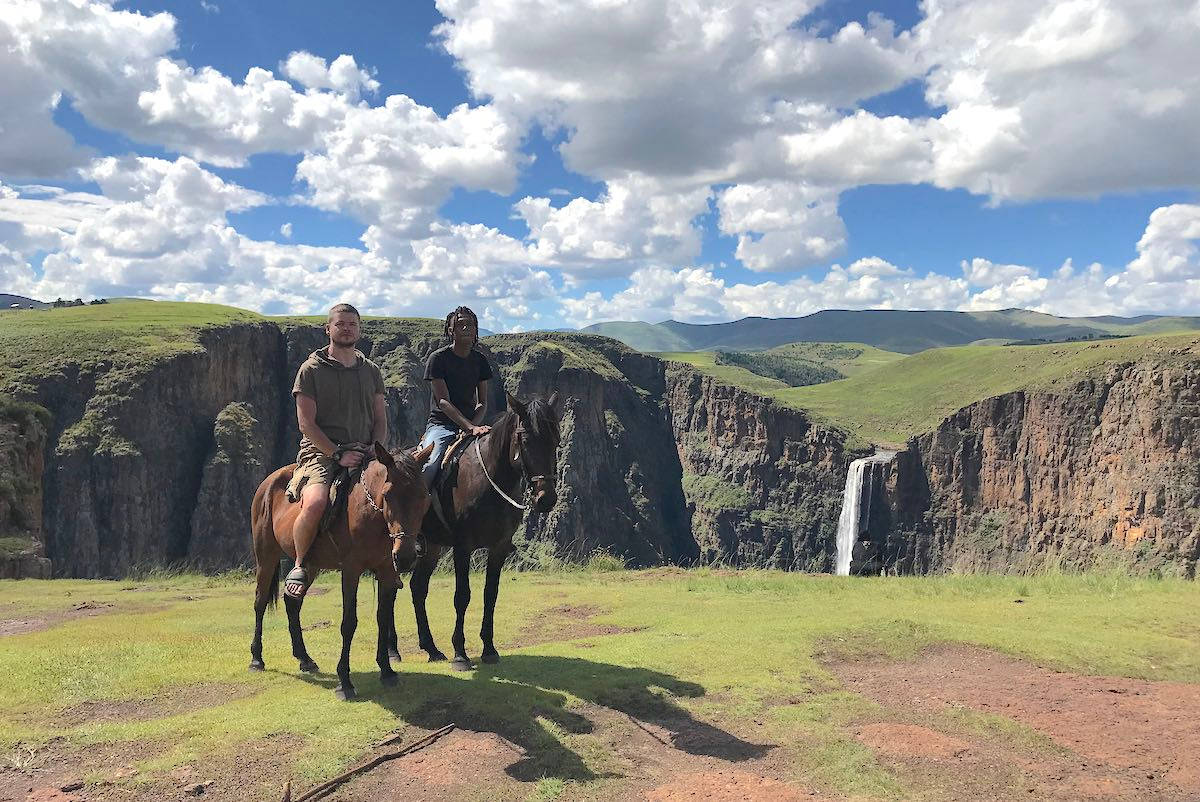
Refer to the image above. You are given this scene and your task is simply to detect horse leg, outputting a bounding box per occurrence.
[387,620,401,664]
[334,570,359,701]
[249,559,278,671]
[376,580,399,687]
[480,542,514,664]
[449,544,474,671]
[284,590,319,673]
[409,547,446,662]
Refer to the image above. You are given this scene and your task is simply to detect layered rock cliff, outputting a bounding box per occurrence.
[665,366,854,569]
[5,319,858,577]
[878,351,1200,577]
[14,313,1195,580]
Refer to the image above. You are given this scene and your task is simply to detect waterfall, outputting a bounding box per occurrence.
[835,451,896,576]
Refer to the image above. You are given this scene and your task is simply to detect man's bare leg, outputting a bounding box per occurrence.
[285,483,328,597]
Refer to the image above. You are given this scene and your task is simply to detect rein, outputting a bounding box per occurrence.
[475,415,547,512]
[475,437,528,511]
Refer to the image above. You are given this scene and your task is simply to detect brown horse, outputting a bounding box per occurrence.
[250,441,434,700]
[406,391,564,670]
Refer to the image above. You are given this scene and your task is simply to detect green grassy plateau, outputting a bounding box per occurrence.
[0,300,263,397]
[1,569,1196,800]
[778,331,1200,447]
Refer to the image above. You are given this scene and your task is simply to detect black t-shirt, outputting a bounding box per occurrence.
[424,345,494,428]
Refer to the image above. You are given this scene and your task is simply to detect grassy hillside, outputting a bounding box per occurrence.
[760,341,906,378]
[0,300,264,397]
[655,351,791,395]
[584,309,1200,353]
[777,332,1200,447]
[0,569,1196,800]
[659,342,905,393]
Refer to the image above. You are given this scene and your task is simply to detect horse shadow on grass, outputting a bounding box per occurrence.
[294,655,773,782]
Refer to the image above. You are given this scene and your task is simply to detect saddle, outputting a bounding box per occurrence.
[317,465,363,540]
[429,432,477,530]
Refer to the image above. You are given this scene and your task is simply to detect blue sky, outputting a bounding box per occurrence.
[0,0,1198,329]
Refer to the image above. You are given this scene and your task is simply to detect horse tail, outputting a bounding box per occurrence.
[266,560,281,611]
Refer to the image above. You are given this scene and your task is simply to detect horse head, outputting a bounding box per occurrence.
[370,441,435,574]
[505,390,565,514]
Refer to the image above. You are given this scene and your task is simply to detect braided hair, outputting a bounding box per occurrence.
[444,306,479,348]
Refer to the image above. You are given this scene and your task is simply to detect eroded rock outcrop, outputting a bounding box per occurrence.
[186,402,274,570]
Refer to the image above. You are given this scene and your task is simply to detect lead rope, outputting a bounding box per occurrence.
[475,437,527,511]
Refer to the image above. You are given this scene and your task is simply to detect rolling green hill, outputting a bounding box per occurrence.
[758,341,906,378]
[658,342,905,391]
[584,309,1200,353]
[776,332,1200,447]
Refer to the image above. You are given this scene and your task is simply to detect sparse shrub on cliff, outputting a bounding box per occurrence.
[681,472,754,511]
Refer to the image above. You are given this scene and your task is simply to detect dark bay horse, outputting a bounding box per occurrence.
[409,391,564,670]
[250,442,434,700]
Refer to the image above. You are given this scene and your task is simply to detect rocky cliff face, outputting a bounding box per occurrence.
[10,319,860,576]
[22,316,1193,579]
[882,355,1200,577]
[665,366,855,569]
[0,401,52,578]
[36,323,286,577]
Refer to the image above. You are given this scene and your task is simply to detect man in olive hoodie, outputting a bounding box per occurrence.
[284,303,386,598]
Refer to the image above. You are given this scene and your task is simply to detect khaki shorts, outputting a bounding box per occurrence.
[285,445,337,503]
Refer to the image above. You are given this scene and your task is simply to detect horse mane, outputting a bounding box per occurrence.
[385,446,424,487]
[523,396,561,444]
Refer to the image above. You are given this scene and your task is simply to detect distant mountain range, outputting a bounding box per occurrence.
[580,309,1200,353]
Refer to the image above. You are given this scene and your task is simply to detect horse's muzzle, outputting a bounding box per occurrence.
[533,484,557,513]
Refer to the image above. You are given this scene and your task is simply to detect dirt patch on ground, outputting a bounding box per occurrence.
[644,770,831,801]
[0,602,119,638]
[856,724,970,759]
[506,604,644,649]
[1,733,305,802]
[0,739,167,802]
[46,683,256,729]
[319,703,819,801]
[829,643,1200,800]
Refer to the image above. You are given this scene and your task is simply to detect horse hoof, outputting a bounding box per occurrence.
[334,684,357,701]
[380,672,399,687]
[427,651,447,663]
[248,659,265,672]
[450,656,474,672]
[481,651,500,664]
[299,659,319,673]
[388,649,402,663]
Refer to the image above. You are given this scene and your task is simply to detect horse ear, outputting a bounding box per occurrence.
[413,441,435,466]
[506,390,527,415]
[374,441,394,467]
[548,391,564,419]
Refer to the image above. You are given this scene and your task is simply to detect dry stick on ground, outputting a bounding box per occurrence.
[282,724,456,802]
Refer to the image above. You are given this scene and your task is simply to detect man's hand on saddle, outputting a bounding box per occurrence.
[335,443,373,468]
[470,424,491,437]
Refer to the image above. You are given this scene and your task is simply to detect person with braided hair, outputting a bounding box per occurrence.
[418,306,493,489]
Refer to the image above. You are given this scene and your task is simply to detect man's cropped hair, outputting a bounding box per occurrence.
[327,303,361,323]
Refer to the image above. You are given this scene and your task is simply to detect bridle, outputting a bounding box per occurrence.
[476,412,557,511]
[359,466,420,552]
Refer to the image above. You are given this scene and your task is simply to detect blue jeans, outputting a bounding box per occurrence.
[419,423,459,489]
